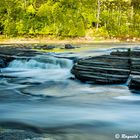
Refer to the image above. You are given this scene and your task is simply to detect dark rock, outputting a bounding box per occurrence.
[71,46,140,91]
[72,55,130,84]
[127,50,140,78]
[128,75,140,93]
[110,48,130,57]
[68,77,76,80]
[34,45,56,50]
[0,55,15,68]
[129,76,140,89]
[38,45,55,50]
[43,45,55,50]
[129,48,140,75]
[65,44,75,49]
[0,46,40,68]
[0,46,39,57]
[130,47,140,58]
[0,59,6,68]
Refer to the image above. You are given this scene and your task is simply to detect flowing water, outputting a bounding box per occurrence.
[0,45,140,140]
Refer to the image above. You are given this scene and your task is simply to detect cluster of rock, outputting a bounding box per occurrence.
[0,43,76,67]
[0,46,40,67]
[0,45,140,93]
[71,47,140,93]
[34,44,75,50]
[34,45,55,50]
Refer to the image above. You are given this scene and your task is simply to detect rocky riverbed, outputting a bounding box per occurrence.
[72,47,140,92]
[0,44,140,140]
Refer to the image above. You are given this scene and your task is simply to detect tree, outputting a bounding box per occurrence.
[0,0,139,38]
[96,0,101,30]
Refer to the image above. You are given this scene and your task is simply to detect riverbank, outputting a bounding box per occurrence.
[0,37,140,45]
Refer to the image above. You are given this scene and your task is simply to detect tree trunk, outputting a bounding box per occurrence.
[96,0,100,30]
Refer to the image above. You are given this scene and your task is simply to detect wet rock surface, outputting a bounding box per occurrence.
[0,46,39,56]
[0,46,41,67]
[0,129,40,140]
[128,76,140,92]
[0,45,140,92]
[72,49,131,84]
[72,55,130,84]
[1,45,140,140]
[127,48,140,92]
[34,45,56,50]
[72,47,140,92]
[0,128,52,140]
[65,44,75,49]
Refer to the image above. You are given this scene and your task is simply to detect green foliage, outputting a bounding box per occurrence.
[0,0,139,38]
[26,5,36,14]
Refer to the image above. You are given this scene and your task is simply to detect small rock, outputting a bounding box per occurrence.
[42,45,55,50]
[34,45,55,50]
[65,44,75,49]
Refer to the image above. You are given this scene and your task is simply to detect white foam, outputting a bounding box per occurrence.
[24,138,55,140]
[115,95,140,101]
[8,56,73,69]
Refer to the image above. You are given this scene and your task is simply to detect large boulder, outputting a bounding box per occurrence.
[71,55,130,84]
[72,47,140,92]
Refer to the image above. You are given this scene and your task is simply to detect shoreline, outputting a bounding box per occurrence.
[0,37,140,45]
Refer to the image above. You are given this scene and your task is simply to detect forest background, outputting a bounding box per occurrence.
[0,0,139,41]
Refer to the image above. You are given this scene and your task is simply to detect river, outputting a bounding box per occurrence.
[0,44,140,140]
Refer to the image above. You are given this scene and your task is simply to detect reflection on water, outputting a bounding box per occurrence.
[0,48,140,140]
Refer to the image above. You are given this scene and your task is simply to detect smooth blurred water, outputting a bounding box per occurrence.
[0,47,140,140]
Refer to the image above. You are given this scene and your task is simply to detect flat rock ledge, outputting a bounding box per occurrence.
[71,47,140,92]
[0,46,41,67]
